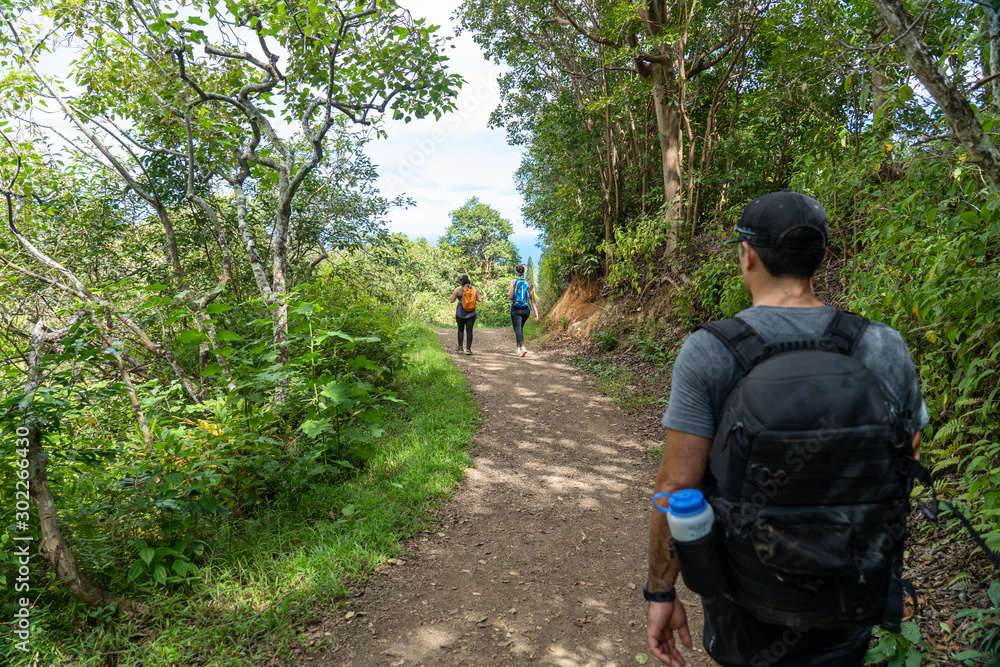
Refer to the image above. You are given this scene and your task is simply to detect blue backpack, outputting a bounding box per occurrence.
[513,278,530,309]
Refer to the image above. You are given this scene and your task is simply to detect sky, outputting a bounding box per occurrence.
[364,1,542,262]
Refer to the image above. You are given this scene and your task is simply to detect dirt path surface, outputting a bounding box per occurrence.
[310,327,708,666]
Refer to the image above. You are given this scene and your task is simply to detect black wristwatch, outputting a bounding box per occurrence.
[643,581,677,603]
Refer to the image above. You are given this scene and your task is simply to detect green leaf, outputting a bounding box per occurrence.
[900,622,921,644]
[127,560,146,583]
[139,548,155,566]
[153,564,167,585]
[206,303,233,314]
[198,495,219,512]
[301,418,332,438]
[172,559,189,577]
[954,651,986,660]
[176,329,207,345]
[320,381,352,404]
[216,330,244,342]
[201,364,223,377]
[165,472,184,486]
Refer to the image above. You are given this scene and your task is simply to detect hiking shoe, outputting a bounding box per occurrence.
[519,347,528,357]
[465,349,473,355]
[456,346,463,353]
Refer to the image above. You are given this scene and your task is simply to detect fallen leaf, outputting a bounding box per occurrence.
[509,571,519,576]
[476,615,488,623]
[636,654,649,664]
[478,560,487,564]
[344,612,355,619]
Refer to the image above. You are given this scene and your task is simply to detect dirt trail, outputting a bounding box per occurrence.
[313,327,708,666]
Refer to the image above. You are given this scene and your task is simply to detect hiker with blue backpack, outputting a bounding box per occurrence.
[508,263,538,357]
[450,273,483,355]
[646,191,931,667]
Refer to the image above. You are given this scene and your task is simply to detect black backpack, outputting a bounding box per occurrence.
[697,311,930,631]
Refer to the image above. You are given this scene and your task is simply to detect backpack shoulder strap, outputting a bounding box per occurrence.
[822,310,870,355]
[695,317,765,373]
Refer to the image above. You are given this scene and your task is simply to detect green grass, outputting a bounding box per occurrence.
[10,324,478,667]
[567,357,668,412]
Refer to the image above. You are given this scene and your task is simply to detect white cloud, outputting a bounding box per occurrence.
[368,0,535,241]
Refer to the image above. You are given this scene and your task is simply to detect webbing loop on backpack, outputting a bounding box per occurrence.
[695,317,765,372]
[939,501,1000,570]
[822,311,870,355]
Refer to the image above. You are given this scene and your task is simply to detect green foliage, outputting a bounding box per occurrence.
[602,214,670,295]
[952,580,1000,664]
[629,331,678,366]
[669,242,751,324]
[0,325,478,666]
[865,622,930,667]
[592,330,619,353]
[441,197,520,280]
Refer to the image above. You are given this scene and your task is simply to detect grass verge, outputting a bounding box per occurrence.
[10,323,478,667]
[566,357,668,413]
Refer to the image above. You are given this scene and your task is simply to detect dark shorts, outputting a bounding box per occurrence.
[702,595,871,666]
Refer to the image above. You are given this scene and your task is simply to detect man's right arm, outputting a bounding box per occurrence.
[647,429,711,667]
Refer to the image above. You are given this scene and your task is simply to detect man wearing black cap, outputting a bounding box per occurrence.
[645,190,928,666]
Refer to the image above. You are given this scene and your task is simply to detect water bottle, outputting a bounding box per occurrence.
[653,489,729,596]
[653,489,714,541]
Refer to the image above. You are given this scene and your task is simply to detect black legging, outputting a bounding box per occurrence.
[510,307,530,347]
[457,314,476,349]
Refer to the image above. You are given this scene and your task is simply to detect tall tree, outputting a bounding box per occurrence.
[873,0,1000,191]
[441,197,521,280]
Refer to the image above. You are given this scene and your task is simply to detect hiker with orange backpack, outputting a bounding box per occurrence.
[450,273,483,355]
[508,263,538,357]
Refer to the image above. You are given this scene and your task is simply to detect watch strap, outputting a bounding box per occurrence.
[643,581,677,603]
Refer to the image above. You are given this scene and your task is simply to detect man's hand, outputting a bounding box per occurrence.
[647,599,692,666]
[533,311,539,321]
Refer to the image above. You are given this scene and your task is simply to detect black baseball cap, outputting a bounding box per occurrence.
[727,190,829,249]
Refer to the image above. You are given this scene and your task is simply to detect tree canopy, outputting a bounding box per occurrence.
[441,196,521,280]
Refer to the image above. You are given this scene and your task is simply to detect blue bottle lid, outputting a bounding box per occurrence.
[651,489,707,516]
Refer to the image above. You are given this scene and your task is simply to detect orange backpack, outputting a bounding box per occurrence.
[461,285,477,311]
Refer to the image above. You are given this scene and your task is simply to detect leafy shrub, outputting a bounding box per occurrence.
[592,329,619,353]
[630,332,677,365]
[601,214,669,295]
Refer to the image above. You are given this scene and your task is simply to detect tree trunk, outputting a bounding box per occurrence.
[873,0,1000,191]
[650,68,684,258]
[986,2,1000,117]
[25,322,140,613]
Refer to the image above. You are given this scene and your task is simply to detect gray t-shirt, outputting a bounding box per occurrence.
[661,305,929,438]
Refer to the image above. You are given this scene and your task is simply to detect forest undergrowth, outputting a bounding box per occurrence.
[1,325,478,667]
